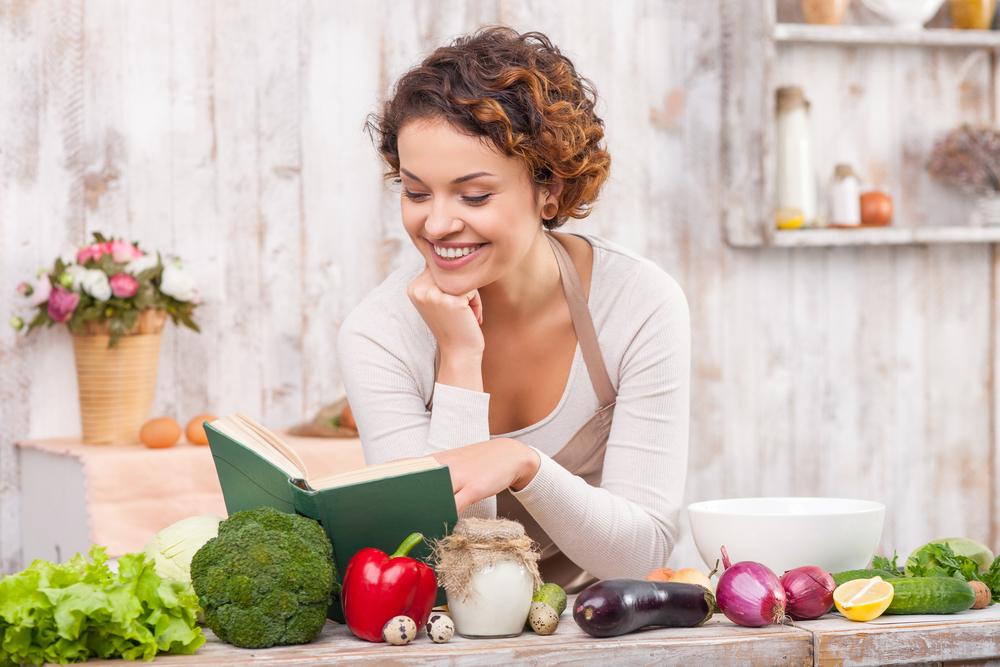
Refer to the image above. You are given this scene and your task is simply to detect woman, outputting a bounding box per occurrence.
[339,27,690,590]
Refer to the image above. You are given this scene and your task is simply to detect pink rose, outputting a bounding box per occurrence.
[47,286,80,323]
[16,281,31,296]
[109,272,138,298]
[76,244,103,264]
[110,240,141,263]
[100,241,114,255]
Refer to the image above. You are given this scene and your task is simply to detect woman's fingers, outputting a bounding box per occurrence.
[467,290,483,326]
[453,485,479,513]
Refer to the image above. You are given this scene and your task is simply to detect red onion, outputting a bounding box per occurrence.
[780,566,835,620]
[715,546,788,627]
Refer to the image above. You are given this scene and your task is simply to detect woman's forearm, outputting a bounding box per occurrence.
[436,350,484,393]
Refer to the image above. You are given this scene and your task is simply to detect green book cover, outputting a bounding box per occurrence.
[203,419,457,621]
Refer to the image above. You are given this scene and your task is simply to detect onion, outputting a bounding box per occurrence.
[715,546,788,627]
[780,566,835,620]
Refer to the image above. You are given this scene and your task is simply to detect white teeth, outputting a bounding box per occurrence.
[434,244,481,259]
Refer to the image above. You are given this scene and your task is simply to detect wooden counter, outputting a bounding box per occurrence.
[79,600,1000,666]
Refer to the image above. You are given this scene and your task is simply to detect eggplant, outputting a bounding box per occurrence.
[573,579,714,638]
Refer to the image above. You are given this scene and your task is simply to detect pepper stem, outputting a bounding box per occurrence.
[391,532,425,559]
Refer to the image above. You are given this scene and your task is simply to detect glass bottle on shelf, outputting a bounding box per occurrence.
[775,86,818,229]
[829,164,861,227]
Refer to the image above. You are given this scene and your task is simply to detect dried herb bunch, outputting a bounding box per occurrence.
[927,124,1000,196]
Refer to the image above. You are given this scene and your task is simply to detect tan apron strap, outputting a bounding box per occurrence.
[546,233,616,407]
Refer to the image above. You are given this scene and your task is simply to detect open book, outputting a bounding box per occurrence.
[204,413,458,620]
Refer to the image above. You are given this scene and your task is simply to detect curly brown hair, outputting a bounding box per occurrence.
[366,26,611,229]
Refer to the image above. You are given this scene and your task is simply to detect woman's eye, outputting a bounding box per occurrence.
[462,193,492,206]
[401,190,491,205]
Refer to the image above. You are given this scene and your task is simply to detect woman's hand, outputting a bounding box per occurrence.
[408,267,485,391]
[408,267,484,353]
[432,438,541,512]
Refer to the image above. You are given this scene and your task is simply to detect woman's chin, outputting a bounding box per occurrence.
[435,279,479,296]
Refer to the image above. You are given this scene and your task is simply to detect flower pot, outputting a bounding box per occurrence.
[72,309,167,444]
[973,195,1000,225]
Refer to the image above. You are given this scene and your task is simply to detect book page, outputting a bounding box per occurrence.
[233,413,310,479]
[310,456,442,490]
[209,416,305,480]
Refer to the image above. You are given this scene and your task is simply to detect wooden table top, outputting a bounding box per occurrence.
[77,599,1000,667]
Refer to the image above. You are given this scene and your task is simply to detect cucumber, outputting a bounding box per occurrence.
[832,569,899,587]
[883,577,975,615]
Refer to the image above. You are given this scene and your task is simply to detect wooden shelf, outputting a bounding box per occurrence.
[768,225,1000,247]
[774,23,1000,48]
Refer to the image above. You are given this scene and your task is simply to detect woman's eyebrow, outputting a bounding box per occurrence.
[400,168,496,185]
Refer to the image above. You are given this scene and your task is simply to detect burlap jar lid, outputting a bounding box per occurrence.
[432,518,542,602]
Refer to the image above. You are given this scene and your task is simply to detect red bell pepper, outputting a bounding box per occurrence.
[342,532,438,642]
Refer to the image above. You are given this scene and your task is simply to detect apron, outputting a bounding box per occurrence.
[427,232,618,593]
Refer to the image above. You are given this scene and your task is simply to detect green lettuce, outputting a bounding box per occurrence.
[0,546,204,665]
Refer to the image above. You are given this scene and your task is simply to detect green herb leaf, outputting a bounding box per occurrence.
[872,552,902,573]
[905,542,982,582]
[980,555,1000,604]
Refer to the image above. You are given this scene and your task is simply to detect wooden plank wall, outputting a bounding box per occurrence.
[1,0,996,574]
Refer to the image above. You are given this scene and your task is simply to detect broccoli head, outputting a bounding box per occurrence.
[190,506,337,648]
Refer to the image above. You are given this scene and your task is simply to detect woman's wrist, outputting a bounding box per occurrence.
[509,440,541,492]
[437,349,484,393]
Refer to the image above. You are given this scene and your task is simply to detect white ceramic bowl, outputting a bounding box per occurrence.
[860,0,945,29]
[687,497,885,575]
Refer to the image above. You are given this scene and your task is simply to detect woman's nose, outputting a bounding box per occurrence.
[423,202,464,238]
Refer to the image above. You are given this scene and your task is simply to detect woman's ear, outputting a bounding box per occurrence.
[540,179,564,220]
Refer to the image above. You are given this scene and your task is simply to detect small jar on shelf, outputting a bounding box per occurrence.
[828,164,862,227]
[949,0,998,29]
[800,0,852,25]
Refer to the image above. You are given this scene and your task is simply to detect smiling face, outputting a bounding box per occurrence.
[397,118,549,296]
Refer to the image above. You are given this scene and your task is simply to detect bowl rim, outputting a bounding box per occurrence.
[687,496,885,517]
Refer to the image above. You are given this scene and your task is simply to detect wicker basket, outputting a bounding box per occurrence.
[72,309,167,444]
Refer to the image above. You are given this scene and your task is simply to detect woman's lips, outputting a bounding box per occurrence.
[425,239,488,270]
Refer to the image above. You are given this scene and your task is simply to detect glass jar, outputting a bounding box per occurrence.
[433,518,541,639]
[447,559,535,638]
[829,164,861,227]
[776,86,818,227]
[950,0,998,29]
[801,0,852,25]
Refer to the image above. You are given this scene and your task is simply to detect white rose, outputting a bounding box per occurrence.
[80,269,112,302]
[126,254,159,275]
[63,265,87,291]
[160,264,196,302]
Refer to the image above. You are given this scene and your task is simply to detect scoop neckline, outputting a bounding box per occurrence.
[491,345,582,439]
[489,232,600,438]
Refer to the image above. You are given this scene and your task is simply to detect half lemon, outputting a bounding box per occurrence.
[833,576,894,622]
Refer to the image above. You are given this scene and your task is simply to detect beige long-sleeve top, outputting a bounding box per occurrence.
[336,232,691,579]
